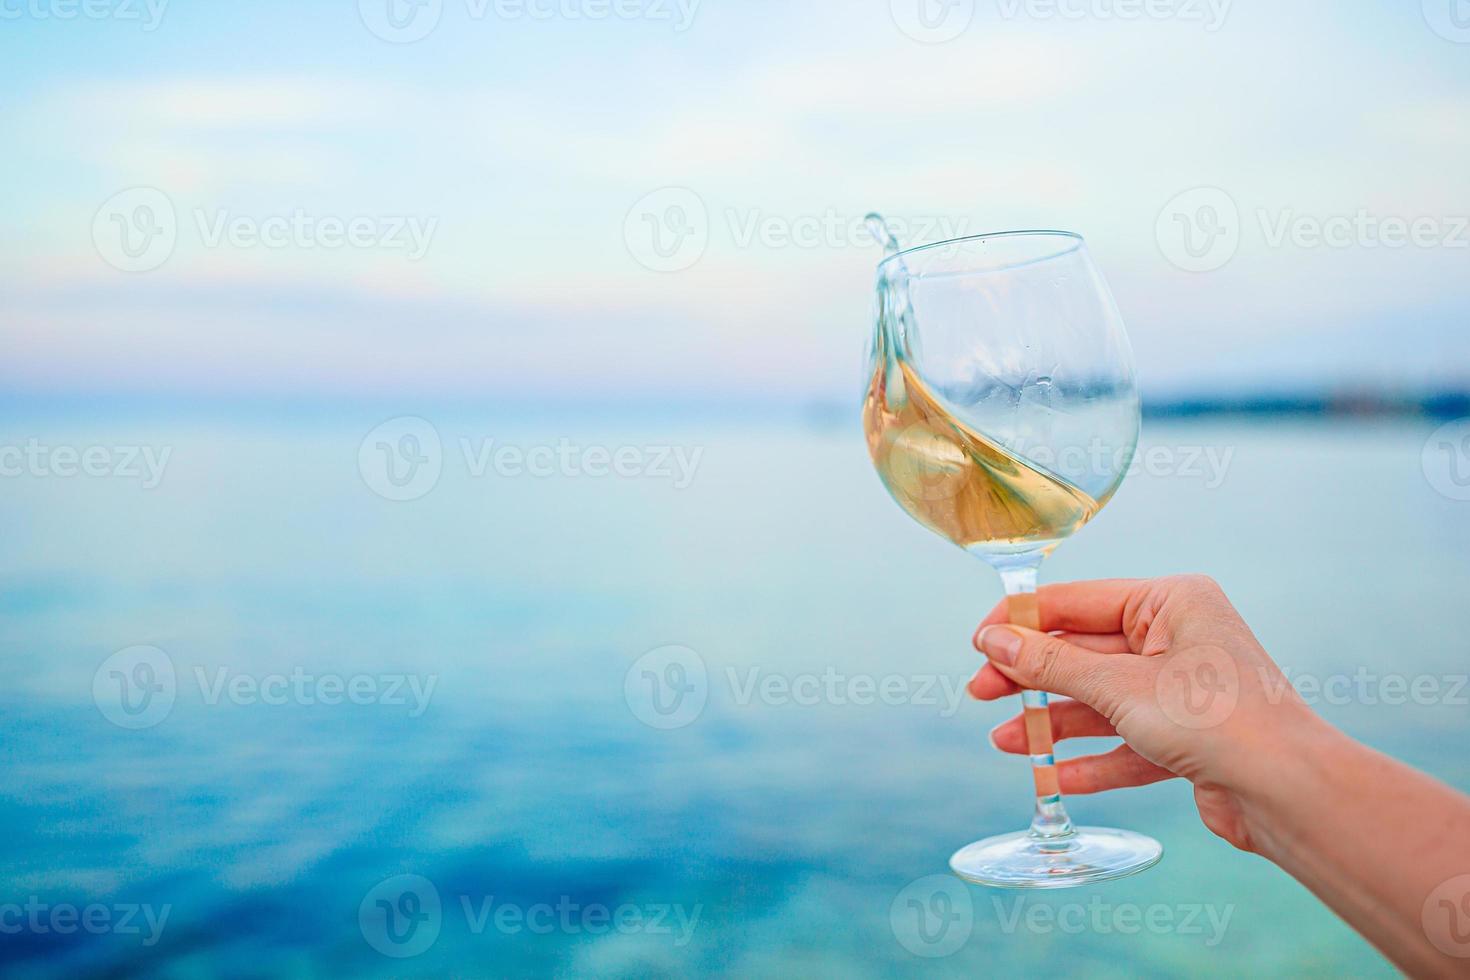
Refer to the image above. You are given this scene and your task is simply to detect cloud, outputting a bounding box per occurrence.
[58,77,392,129]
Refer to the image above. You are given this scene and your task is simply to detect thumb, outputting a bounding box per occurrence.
[974,624,1139,709]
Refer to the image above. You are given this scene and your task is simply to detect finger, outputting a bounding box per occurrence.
[989,699,1117,754]
[976,579,1149,635]
[1056,745,1176,795]
[969,634,1132,699]
[975,624,1146,711]
[1054,632,1133,655]
[967,662,1022,700]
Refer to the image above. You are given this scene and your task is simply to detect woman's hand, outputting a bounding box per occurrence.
[971,574,1345,851]
[968,574,1470,979]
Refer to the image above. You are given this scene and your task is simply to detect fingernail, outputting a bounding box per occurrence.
[977,626,1022,667]
[987,723,1003,748]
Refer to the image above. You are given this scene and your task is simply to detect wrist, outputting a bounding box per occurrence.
[1225,712,1359,861]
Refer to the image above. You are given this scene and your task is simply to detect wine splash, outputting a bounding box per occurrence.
[862,324,1100,557]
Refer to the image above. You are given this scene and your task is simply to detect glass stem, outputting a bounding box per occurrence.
[997,557,1076,841]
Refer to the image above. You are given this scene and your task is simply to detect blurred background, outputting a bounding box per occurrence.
[2,1,1468,976]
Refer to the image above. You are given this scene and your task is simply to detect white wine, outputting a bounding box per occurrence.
[863,328,1099,555]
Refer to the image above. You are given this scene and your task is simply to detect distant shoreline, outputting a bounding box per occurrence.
[1142,391,1470,420]
[802,391,1470,428]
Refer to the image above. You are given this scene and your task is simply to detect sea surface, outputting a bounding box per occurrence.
[1,410,1466,977]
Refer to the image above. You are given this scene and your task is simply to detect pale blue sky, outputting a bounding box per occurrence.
[2,0,1467,405]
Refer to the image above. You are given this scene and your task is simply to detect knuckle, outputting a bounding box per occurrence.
[1027,636,1069,686]
[1163,574,1230,616]
[1172,573,1223,596]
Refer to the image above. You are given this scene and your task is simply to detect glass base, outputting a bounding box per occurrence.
[949,827,1162,889]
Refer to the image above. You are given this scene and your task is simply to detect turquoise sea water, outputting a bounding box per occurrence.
[1,412,1466,977]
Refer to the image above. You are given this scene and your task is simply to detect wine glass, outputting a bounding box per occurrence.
[861,216,1162,888]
